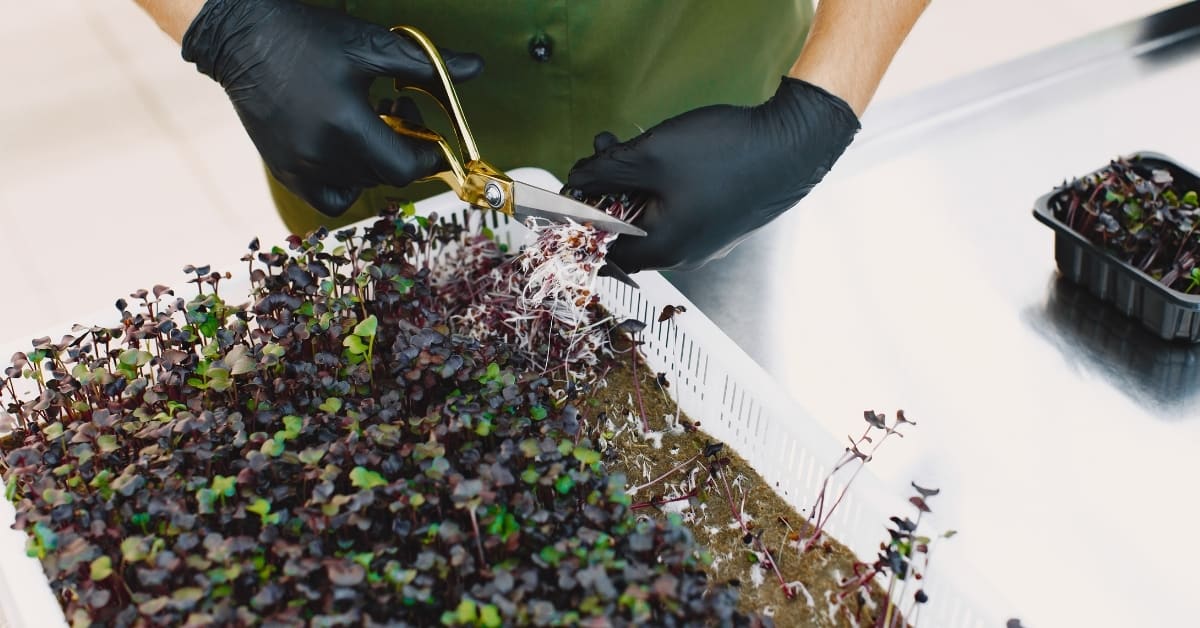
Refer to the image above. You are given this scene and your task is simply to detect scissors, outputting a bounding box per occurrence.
[379,26,647,245]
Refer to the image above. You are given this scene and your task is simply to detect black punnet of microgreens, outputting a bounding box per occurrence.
[1049,156,1200,293]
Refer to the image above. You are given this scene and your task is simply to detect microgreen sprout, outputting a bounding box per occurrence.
[800,410,915,558]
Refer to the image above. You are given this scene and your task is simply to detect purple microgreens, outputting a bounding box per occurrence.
[0,206,769,626]
[1049,156,1200,293]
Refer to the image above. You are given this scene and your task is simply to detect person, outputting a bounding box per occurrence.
[135,0,928,273]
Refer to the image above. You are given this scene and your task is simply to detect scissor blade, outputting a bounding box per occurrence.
[511,181,647,237]
[601,262,640,289]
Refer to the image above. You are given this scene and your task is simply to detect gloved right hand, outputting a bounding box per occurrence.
[182,0,483,216]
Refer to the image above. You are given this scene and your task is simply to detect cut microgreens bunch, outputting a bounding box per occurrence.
[450,191,644,385]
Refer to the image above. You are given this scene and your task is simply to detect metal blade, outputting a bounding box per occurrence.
[601,262,641,289]
[511,181,647,237]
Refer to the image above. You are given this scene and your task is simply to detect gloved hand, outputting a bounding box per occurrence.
[182,0,483,216]
[566,77,860,272]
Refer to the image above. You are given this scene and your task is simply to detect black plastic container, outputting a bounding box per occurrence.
[1032,151,1200,343]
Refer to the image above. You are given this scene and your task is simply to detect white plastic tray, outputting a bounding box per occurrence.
[0,169,1002,627]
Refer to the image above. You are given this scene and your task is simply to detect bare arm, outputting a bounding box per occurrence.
[134,0,206,44]
[789,0,931,116]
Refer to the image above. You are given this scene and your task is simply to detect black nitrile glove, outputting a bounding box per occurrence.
[182,0,483,216]
[566,77,860,272]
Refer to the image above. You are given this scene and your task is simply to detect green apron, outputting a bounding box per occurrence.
[271,1,814,235]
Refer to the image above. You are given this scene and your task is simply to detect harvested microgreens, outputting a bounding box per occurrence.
[1049,156,1200,293]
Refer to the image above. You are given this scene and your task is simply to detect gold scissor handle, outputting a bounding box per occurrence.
[380,26,515,217]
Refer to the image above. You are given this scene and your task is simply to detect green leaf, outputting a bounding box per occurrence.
[486,509,519,541]
[121,536,149,563]
[350,466,388,490]
[89,469,113,488]
[455,599,478,625]
[43,488,74,506]
[319,397,343,414]
[521,467,539,485]
[519,439,540,459]
[539,546,563,566]
[90,556,113,581]
[481,362,501,383]
[230,356,257,376]
[119,349,153,368]
[530,406,548,421]
[1104,190,1125,204]
[246,497,271,518]
[391,276,415,294]
[96,434,119,454]
[173,587,204,604]
[572,447,601,466]
[298,446,326,466]
[261,439,284,457]
[385,562,417,586]
[283,415,302,435]
[555,474,575,495]
[1185,190,1199,206]
[211,475,236,497]
[343,336,364,355]
[353,315,378,338]
[480,604,502,628]
[43,422,64,441]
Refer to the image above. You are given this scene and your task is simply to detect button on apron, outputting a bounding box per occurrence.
[528,33,553,62]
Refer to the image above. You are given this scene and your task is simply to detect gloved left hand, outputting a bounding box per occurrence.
[566,77,860,272]
[181,0,483,217]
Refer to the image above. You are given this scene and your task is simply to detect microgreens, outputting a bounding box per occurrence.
[0,204,758,625]
[1049,156,1200,292]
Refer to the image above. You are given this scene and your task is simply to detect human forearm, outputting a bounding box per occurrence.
[134,0,206,44]
[789,0,930,116]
